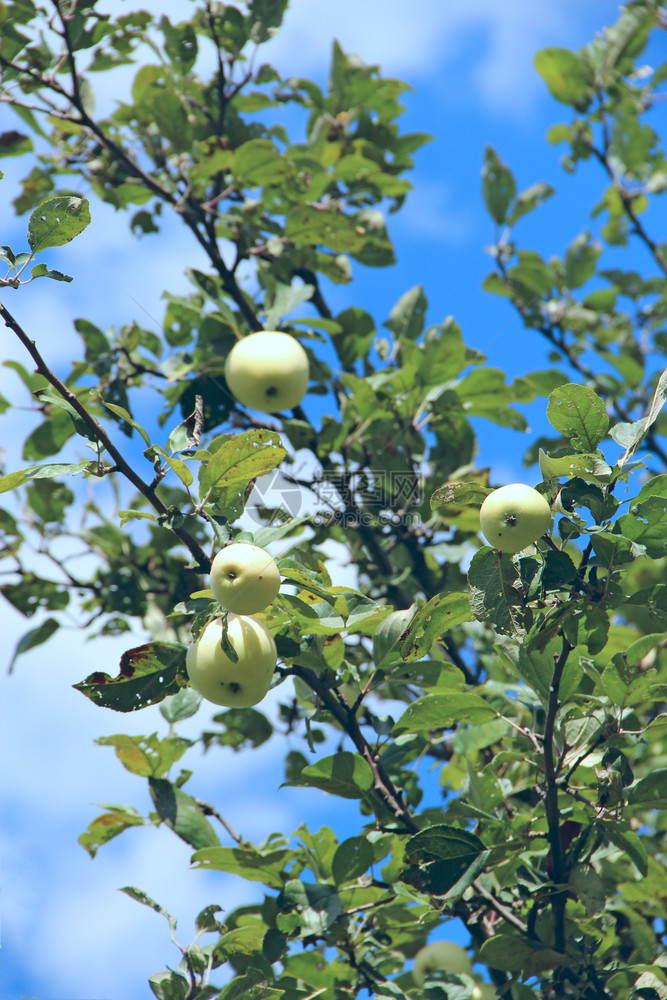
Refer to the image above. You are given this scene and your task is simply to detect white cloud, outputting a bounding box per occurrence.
[0,608,364,997]
[393,179,473,244]
[265,0,619,116]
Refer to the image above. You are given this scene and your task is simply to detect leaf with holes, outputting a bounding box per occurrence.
[74,641,186,711]
[399,592,473,661]
[468,548,532,638]
[27,196,91,252]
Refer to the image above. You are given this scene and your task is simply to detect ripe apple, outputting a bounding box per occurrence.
[412,941,473,988]
[479,483,551,554]
[210,542,280,614]
[224,330,309,413]
[185,614,277,707]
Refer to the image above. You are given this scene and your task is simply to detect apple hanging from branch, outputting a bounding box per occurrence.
[210,542,281,614]
[412,941,473,988]
[479,483,551,554]
[224,330,309,413]
[186,614,277,707]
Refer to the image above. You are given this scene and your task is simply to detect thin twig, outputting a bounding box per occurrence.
[194,798,242,844]
[0,302,211,572]
[472,878,528,934]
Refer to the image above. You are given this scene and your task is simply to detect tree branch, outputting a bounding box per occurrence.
[0,301,211,573]
[289,662,419,833]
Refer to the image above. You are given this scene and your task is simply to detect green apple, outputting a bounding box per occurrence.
[472,981,499,1000]
[224,330,309,413]
[412,941,473,988]
[210,542,280,614]
[479,483,551,554]
[185,614,277,707]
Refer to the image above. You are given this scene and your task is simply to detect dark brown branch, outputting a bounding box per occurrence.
[495,256,667,468]
[194,798,242,844]
[589,93,667,279]
[1,302,211,573]
[289,663,419,833]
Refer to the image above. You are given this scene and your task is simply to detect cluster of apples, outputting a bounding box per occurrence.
[185,543,281,708]
[186,327,553,708]
[186,328,310,708]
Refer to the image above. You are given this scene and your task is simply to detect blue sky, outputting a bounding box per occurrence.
[1,1,665,997]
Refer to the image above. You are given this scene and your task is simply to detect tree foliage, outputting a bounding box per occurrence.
[1,1,667,997]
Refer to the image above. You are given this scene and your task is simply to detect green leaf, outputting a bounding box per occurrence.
[329,307,374,367]
[74,641,186,712]
[146,444,193,487]
[564,232,601,288]
[478,934,570,974]
[7,616,59,673]
[394,693,497,734]
[0,129,33,157]
[78,805,145,858]
[148,778,220,850]
[152,91,192,151]
[534,47,594,108]
[22,409,77,460]
[285,204,365,253]
[159,687,201,723]
[538,449,612,482]
[386,285,427,342]
[33,387,96,442]
[332,836,374,885]
[628,769,667,809]
[616,365,667,469]
[507,181,555,225]
[281,879,342,934]
[30,263,72,282]
[430,480,488,513]
[506,257,553,303]
[263,280,314,329]
[118,509,160,526]
[74,318,110,360]
[120,886,177,930]
[2,572,69,618]
[249,0,288,43]
[482,146,516,225]
[27,196,91,252]
[234,137,291,186]
[468,549,532,638]
[191,845,290,888]
[217,972,281,1000]
[372,607,415,669]
[602,819,648,877]
[95,732,191,777]
[401,825,489,897]
[282,751,374,799]
[197,431,285,513]
[160,15,198,75]
[147,969,190,1000]
[398,592,473,660]
[452,716,510,754]
[546,384,609,452]
[98,399,151,446]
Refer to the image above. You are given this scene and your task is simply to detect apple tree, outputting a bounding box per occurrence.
[1,1,667,997]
